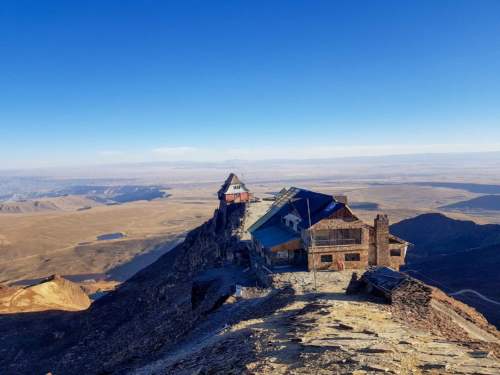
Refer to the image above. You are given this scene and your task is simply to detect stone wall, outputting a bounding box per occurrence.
[307,218,370,271]
[308,248,369,271]
[389,242,406,270]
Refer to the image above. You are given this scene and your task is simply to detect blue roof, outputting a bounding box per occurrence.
[250,187,345,234]
[288,189,344,227]
[252,225,300,248]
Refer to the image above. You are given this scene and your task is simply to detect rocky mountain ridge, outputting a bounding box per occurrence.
[391,213,500,328]
[440,194,500,212]
[1,202,246,374]
[0,200,59,213]
[391,213,500,263]
[1,205,499,374]
[131,271,500,375]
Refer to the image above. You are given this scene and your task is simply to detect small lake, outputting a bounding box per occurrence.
[97,232,125,241]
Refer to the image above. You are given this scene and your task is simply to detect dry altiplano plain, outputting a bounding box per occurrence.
[0,187,218,284]
[2,178,500,287]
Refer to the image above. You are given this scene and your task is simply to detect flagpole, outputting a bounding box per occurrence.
[307,198,317,291]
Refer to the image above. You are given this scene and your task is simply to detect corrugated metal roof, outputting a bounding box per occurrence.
[249,187,344,233]
[217,173,249,196]
[252,224,300,248]
[288,190,343,226]
[362,267,408,293]
[225,173,241,185]
[247,187,300,233]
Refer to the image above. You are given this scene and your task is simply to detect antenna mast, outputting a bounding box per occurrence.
[307,198,317,291]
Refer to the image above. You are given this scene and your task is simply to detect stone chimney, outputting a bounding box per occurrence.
[374,214,391,267]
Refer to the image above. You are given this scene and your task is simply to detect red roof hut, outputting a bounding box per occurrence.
[218,173,251,204]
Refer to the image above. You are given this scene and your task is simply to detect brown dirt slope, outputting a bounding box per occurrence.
[0,275,90,313]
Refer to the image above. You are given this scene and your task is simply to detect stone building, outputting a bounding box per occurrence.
[249,187,408,271]
[217,173,252,204]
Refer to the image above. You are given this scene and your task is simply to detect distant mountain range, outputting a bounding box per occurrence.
[0,185,171,206]
[391,213,500,327]
[413,181,500,194]
[390,213,500,262]
[349,201,380,210]
[440,194,500,212]
[0,200,59,214]
[34,185,171,203]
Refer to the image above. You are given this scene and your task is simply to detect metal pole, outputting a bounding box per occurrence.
[307,198,317,291]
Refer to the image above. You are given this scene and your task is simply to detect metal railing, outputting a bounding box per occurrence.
[313,238,361,246]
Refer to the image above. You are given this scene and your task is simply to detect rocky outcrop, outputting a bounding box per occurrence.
[352,267,500,355]
[1,202,247,375]
[0,275,90,313]
[131,271,500,375]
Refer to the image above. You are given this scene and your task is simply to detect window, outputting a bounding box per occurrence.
[276,250,289,259]
[344,253,360,261]
[320,254,333,263]
[314,228,362,246]
[390,249,401,257]
[314,230,330,244]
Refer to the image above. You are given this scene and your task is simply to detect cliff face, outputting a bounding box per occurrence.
[2,202,247,375]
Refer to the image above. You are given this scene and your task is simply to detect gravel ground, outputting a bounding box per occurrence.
[129,271,500,374]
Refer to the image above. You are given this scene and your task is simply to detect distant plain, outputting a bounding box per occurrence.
[2,153,500,288]
[0,190,216,284]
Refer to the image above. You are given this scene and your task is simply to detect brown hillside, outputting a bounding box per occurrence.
[0,274,90,313]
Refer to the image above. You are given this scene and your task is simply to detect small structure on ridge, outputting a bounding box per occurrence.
[218,173,252,204]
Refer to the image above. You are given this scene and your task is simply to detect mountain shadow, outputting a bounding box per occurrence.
[440,194,500,212]
[391,213,500,328]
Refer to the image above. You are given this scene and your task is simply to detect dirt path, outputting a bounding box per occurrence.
[129,271,500,374]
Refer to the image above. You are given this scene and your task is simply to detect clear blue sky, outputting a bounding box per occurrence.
[1,0,500,168]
